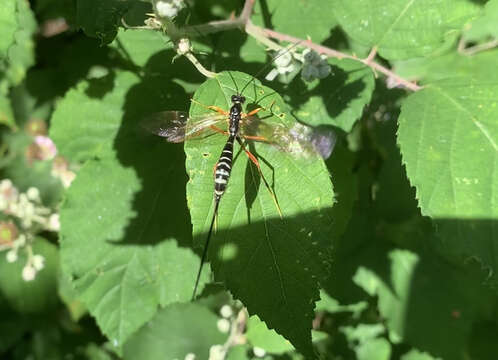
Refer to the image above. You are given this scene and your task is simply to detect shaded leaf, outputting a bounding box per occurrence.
[0,238,58,313]
[76,0,134,44]
[289,58,374,132]
[353,249,494,360]
[397,54,498,285]
[51,70,204,347]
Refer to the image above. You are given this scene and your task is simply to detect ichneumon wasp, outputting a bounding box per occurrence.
[143,51,336,300]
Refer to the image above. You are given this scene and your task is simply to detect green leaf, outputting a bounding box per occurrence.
[0,294,28,352]
[397,53,498,285]
[50,71,139,162]
[76,0,134,44]
[341,324,391,360]
[58,270,87,321]
[51,69,205,346]
[289,58,375,132]
[401,349,441,360]
[394,50,498,84]
[186,71,335,357]
[315,290,367,318]
[123,302,227,359]
[59,151,203,348]
[226,345,252,360]
[463,0,498,43]
[330,0,481,60]
[0,93,16,129]
[353,249,493,359]
[246,315,295,354]
[4,0,37,86]
[252,0,338,43]
[355,338,391,360]
[111,29,170,69]
[0,237,58,313]
[0,0,17,61]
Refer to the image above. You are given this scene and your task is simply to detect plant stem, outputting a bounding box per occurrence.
[257,25,422,91]
[174,0,421,91]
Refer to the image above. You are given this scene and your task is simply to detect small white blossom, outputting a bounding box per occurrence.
[47,213,60,231]
[156,0,184,18]
[0,179,13,191]
[16,234,26,246]
[6,249,18,263]
[253,347,266,358]
[217,318,230,333]
[184,353,196,360]
[26,187,40,202]
[32,254,45,270]
[219,305,233,318]
[208,345,224,360]
[177,38,191,55]
[22,264,36,281]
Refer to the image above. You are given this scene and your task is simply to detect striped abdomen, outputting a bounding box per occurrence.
[214,135,234,200]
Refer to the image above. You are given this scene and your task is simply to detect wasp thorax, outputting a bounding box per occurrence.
[231,95,246,104]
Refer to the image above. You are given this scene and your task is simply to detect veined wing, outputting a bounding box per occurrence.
[141,111,227,143]
[242,116,337,159]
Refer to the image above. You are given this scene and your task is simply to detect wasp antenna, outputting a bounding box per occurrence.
[192,197,221,301]
[228,71,241,96]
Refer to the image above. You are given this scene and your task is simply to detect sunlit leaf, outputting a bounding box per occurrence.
[331,0,481,59]
[123,302,227,359]
[186,71,335,357]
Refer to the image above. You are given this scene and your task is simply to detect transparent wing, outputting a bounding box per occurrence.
[242,116,337,159]
[141,111,227,143]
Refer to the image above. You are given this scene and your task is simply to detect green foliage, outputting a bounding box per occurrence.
[330,0,481,60]
[0,0,497,359]
[123,302,227,359]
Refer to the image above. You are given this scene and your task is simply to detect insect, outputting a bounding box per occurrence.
[143,50,336,300]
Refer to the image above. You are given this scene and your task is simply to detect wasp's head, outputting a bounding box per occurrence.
[231,94,246,104]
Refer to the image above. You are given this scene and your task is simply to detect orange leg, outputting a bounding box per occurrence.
[236,136,282,219]
[212,161,218,177]
[245,107,263,117]
[191,99,228,115]
[242,134,270,142]
[210,125,228,135]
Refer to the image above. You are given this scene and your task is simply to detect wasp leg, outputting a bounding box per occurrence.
[243,99,277,117]
[236,136,282,219]
[209,125,228,135]
[191,99,228,115]
[242,134,270,142]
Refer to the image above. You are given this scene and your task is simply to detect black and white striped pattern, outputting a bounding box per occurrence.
[212,95,245,201]
[214,135,234,200]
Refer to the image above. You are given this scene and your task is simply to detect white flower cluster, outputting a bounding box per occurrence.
[265,48,300,81]
[1,231,46,282]
[0,179,59,230]
[266,47,331,83]
[301,49,331,82]
[155,0,185,18]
